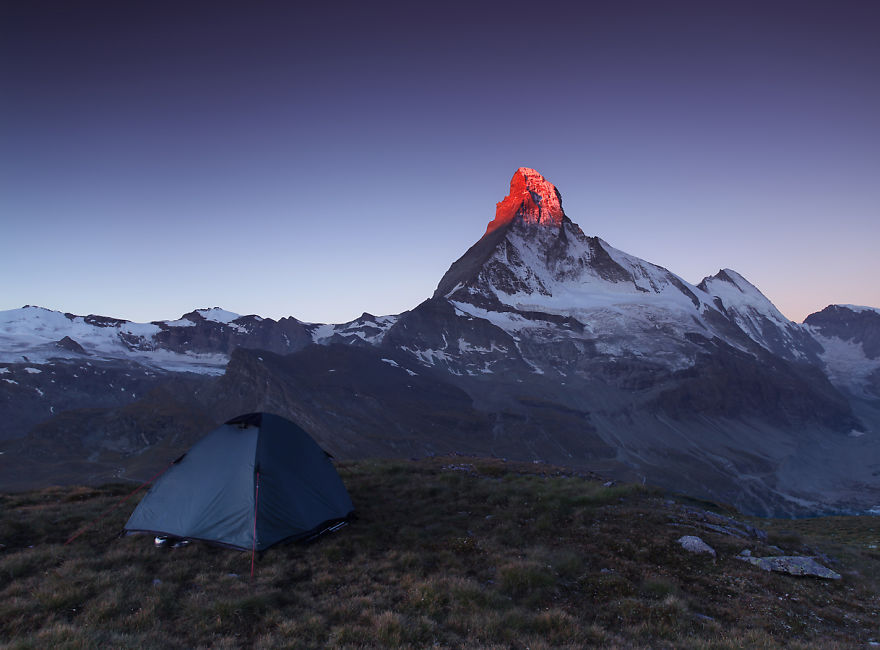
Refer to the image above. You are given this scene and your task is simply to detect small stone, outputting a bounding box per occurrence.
[739,549,752,557]
[677,535,716,557]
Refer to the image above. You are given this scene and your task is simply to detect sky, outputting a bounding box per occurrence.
[2,0,878,324]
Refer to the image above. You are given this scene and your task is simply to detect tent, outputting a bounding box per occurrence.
[124,412,354,550]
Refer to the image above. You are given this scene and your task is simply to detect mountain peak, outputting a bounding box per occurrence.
[484,167,565,235]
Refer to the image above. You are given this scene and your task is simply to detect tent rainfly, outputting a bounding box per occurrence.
[124,412,354,550]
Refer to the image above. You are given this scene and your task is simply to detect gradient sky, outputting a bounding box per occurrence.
[2,0,878,324]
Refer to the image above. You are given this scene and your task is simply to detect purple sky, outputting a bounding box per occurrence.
[2,1,878,324]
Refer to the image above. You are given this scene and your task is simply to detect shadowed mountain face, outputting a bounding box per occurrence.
[805,305,880,359]
[2,168,879,516]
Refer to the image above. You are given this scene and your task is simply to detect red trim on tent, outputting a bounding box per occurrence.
[250,470,261,579]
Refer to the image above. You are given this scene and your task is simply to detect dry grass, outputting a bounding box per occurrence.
[0,457,878,648]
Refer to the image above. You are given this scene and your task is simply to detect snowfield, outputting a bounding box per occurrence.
[0,306,230,374]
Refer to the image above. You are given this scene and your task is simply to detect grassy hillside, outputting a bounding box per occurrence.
[1,458,878,648]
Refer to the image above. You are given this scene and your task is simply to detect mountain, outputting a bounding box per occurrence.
[804,305,880,399]
[1,168,879,516]
[0,305,397,439]
[0,306,310,441]
[430,169,822,376]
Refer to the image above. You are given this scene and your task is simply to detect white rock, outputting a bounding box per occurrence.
[677,535,716,557]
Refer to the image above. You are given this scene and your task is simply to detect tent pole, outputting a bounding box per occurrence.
[250,470,261,580]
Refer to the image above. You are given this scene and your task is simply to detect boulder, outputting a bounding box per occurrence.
[677,535,716,557]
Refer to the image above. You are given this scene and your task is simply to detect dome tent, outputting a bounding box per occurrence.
[124,413,353,550]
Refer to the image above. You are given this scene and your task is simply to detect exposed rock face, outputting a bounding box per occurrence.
[678,506,767,541]
[55,336,88,355]
[485,167,565,235]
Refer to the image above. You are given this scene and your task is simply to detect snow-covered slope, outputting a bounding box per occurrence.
[697,269,823,363]
[0,307,228,374]
[0,305,322,374]
[307,312,398,346]
[699,269,788,327]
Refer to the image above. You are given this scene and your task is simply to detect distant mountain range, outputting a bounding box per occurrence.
[2,168,878,516]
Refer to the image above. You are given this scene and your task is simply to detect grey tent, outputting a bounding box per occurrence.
[124,413,353,550]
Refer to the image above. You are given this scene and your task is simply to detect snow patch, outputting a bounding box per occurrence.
[24,367,42,374]
[309,323,336,343]
[810,331,880,397]
[196,308,241,324]
[401,346,454,367]
[836,304,880,315]
[163,318,197,328]
[381,357,418,376]
[120,322,162,337]
[457,337,506,354]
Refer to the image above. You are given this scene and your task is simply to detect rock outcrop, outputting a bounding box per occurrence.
[737,554,842,580]
[677,536,717,557]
